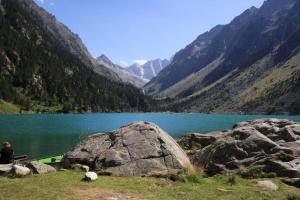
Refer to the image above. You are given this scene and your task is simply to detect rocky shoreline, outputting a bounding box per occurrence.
[1,118,300,189]
[177,118,300,187]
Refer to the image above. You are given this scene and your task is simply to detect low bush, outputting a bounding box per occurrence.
[184,172,202,184]
[239,165,276,179]
[227,175,237,185]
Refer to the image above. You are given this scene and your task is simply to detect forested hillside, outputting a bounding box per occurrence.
[0,0,151,113]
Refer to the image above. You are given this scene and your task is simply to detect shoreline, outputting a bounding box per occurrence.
[0,111,299,116]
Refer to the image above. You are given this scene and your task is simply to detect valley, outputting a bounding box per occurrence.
[0,0,300,115]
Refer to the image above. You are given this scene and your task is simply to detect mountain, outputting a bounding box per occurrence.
[13,0,119,81]
[126,59,170,82]
[0,0,151,113]
[145,0,300,114]
[96,55,147,88]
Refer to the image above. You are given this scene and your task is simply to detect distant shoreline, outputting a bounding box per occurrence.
[0,111,297,116]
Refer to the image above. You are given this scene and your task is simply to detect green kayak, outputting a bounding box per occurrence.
[34,155,63,165]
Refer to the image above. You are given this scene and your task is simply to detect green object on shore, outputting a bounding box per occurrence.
[34,155,63,164]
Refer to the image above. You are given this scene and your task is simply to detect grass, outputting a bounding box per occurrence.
[0,170,299,200]
[239,52,300,105]
[0,99,20,114]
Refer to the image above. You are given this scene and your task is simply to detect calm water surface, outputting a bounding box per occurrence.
[0,113,299,158]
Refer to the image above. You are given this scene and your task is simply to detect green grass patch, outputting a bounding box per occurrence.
[0,99,20,114]
[0,170,299,200]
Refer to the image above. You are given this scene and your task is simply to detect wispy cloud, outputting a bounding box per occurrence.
[37,0,45,3]
[134,59,147,65]
[49,2,55,6]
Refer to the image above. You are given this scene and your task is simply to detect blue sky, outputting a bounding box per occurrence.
[34,0,264,66]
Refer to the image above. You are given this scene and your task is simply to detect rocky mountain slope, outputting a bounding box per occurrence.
[145,0,300,114]
[126,59,170,82]
[96,55,147,88]
[0,0,151,113]
[17,0,119,80]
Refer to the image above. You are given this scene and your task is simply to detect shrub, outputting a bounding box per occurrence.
[227,175,237,185]
[273,152,295,162]
[184,173,202,184]
[239,165,276,179]
[177,170,203,184]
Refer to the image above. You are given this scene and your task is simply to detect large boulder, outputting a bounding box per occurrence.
[191,126,283,174]
[62,122,193,176]
[183,119,300,177]
[26,161,56,174]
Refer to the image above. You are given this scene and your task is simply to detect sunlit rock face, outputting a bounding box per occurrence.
[62,121,193,177]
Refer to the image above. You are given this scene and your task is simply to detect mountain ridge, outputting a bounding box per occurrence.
[126,58,170,82]
[17,0,120,81]
[145,0,300,114]
[0,0,151,113]
[96,54,148,88]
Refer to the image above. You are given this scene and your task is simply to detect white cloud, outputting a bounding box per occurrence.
[120,61,128,67]
[37,0,45,3]
[133,59,147,65]
[49,2,55,6]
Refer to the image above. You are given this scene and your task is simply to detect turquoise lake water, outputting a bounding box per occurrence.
[0,113,299,159]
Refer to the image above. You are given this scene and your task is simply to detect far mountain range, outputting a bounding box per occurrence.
[96,55,169,88]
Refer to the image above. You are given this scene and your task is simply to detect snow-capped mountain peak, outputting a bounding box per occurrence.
[126,59,170,81]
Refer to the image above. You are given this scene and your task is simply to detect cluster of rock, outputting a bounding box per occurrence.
[62,121,193,177]
[177,118,300,187]
[1,161,57,177]
[3,118,300,192]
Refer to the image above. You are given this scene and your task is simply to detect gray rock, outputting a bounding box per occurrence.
[264,159,300,178]
[286,124,300,136]
[234,119,295,130]
[279,141,300,156]
[81,165,90,172]
[84,172,98,181]
[71,164,89,172]
[191,126,282,175]
[257,180,278,191]
[234,119,299,142]
[26,161,56,174]
[177,132,224,150]
[12,165,31,176]
[62,122,193,177]
[282,178,300,188]
[0,164,13,173]
[187,119,300,177]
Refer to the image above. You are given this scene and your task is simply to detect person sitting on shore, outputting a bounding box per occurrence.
[0,142,14,164]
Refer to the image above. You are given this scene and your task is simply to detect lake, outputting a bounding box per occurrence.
[0,113,300,159]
